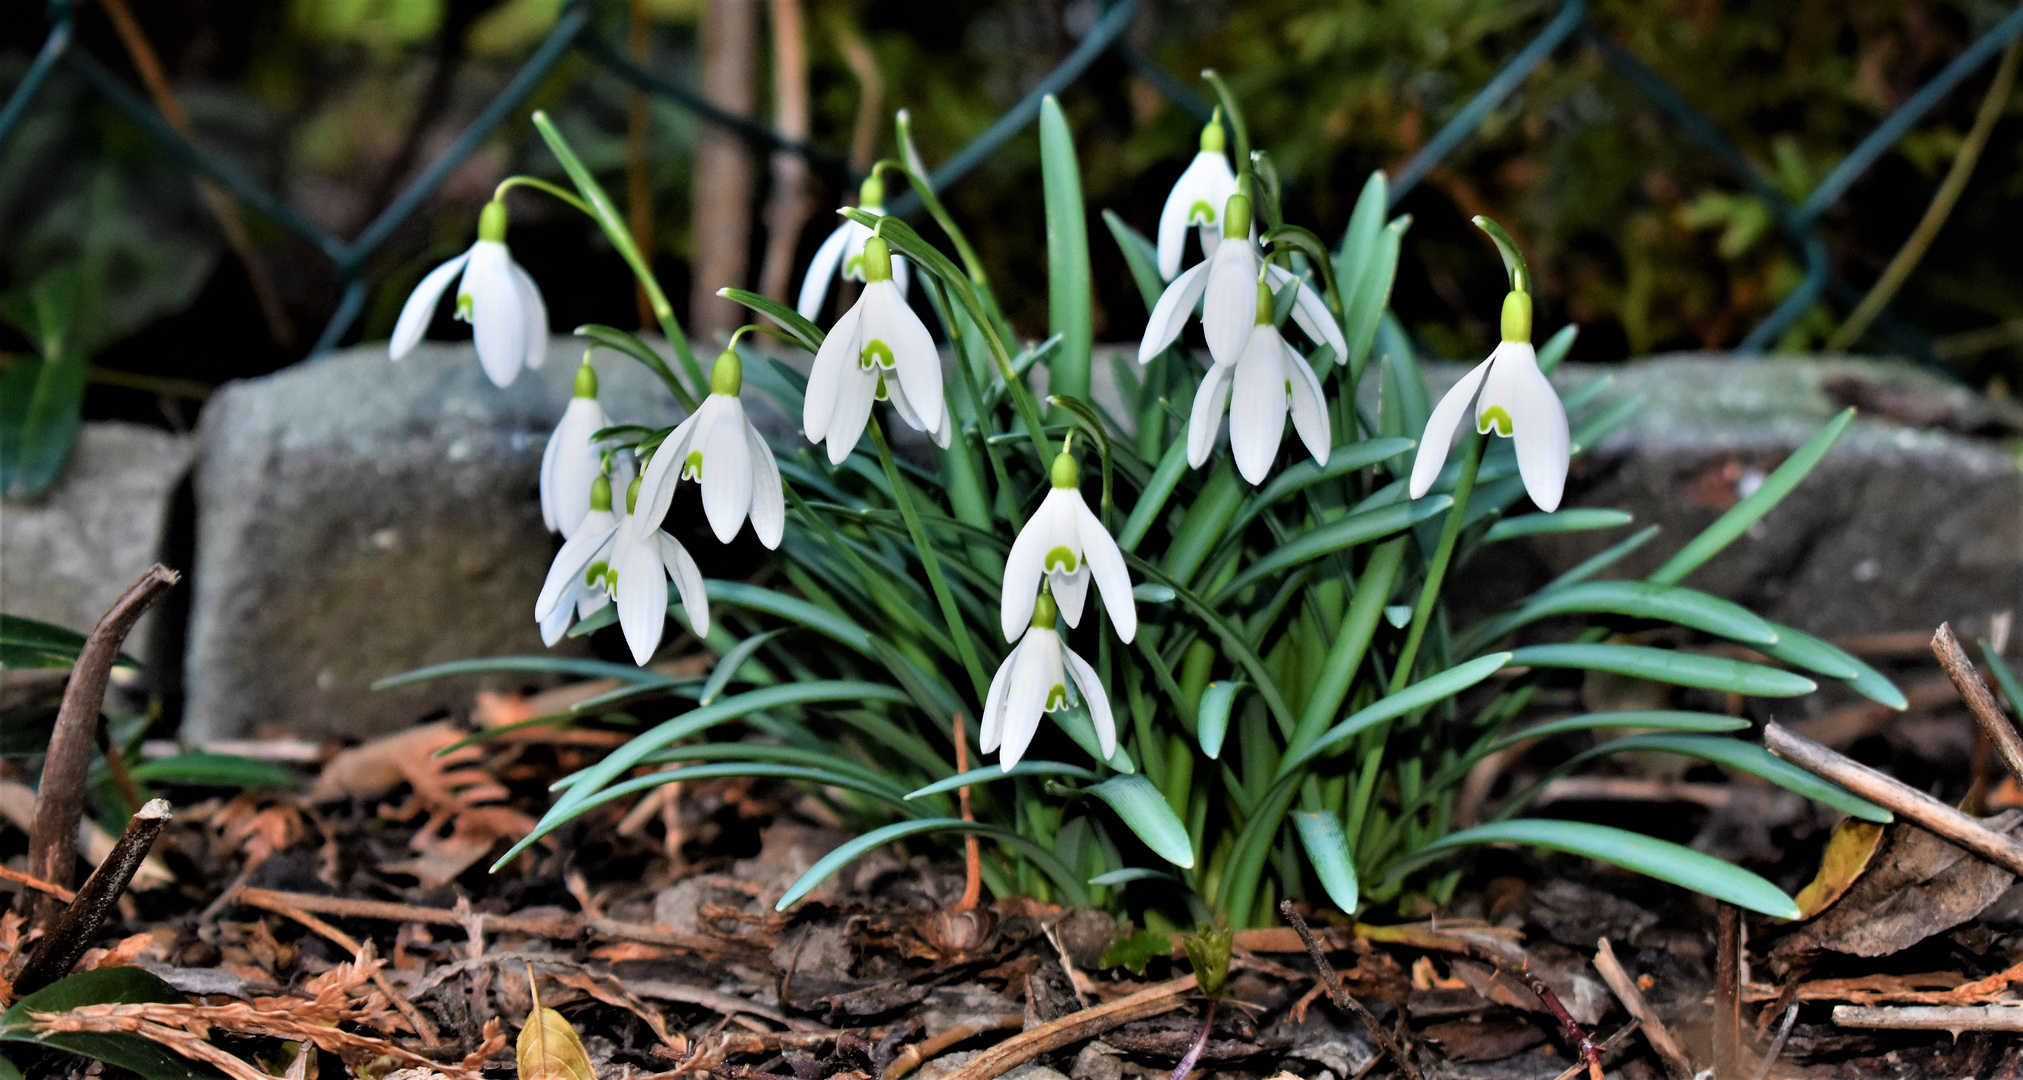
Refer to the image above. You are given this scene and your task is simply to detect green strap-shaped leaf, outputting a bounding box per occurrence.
[717,287,823,353]
[1508,643,1816,697]
[641,742,910,798]
[1088,774,1194,868]
[128,753,295,791]
[1102,209,1167,310]
[1088,867,1176,886]
[536,763,915,825]
[700,630,786,706]
[1481,581,1779,649]
[1341,216,1409,383]
[707,580,874,654]
[1039,95,1092,402]
[1759,621,1906,710]
[1284,652,1513,775]
[1535,323,1578,373]
[1482,509,1631,542]
[1488,710,1748,752]
[1212,496,1451,604]
[1117,435,1190,554]
[1196,681,1245,759]
[1227,438,1416,537]
[1051,705,1137,773]
[1983,640,2023,717]
[1388,819,1800,919]
[0,614,141,670]
[374,655,676,689]
[1294,811,1359,915]
[905,761,1101,800]
[1647,408,1854,587]
[776,818,1087,909]
[1564,733,1891,823]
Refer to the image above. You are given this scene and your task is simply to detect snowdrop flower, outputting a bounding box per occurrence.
[1139,192,1344,369]
[533,474,616,645]
[390,199,547,387]
[1001,449,1135,644]
[634,347,784,549]
[1408,228,1568,511]
[1156,111,1240,280]
[539,359,609,539]
[804,234,948,463]
[535,475,709,665]
[982,591,1116,771]
[1188,280,1331,484]
[796,173,911,321]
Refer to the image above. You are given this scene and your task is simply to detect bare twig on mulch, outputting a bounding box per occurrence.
[937,975,1197,1080]
[15,799,172,996]
[1935,622,2023,781]
[1545,1020,1643,1080]
[1281,901,1421,1080]
[1832,1005,2023,1031]
[1457,940,1604,1080]
[1592,938,1693,1080]
[1714,903,1743,1080]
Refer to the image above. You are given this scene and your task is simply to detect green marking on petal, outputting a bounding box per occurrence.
[843,253,864,281]
[1045,684,1070,712]
[1045,545,1079,573]
[683,449,704,479]
[1188,199,1217,225]
[455,292,474,321]
[584,560,610,589]
[862,339,896,369]
[874,373,890,401]
[1479,405,1515,437]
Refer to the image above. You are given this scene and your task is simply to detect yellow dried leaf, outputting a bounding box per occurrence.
[516,1003,593,1080]
[1792,818,1886,920]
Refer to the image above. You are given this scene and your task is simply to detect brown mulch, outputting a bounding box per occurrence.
[3,632,2023,1079]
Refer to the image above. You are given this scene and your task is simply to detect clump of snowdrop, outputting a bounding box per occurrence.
[1409,217,1570,512]
[534,473,708,665]
[1001,447,1135,643]
[804,233,949,462]
[390,199,547,387]
[797,173,911,321]
[982,590,1116,772]
[634,344,784,549]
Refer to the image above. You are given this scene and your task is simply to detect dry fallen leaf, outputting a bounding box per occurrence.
[1791,818,1886,920]
[517,976,594,1080]
[1778,814,2021,959]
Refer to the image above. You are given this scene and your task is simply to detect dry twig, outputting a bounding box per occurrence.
[1714,904,1742,1080]
[1832,1004,2023,1031]
[937,975,1196,1080]
[1281,902,1421,1080]
[880,1012,1025,1080]
[16,799,173,996]
[1591,938,1692,1080]
[1935,622,2023,782]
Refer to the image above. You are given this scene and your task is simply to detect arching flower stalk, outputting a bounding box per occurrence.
[390,199,547,387]
[635,341,785,549]
[804,233,949,463]
[1156,110,1240,281]
[1000,446,1135,644]
[1409,217,1569,512]
[1189,279,1332,484]
[982,590,1116,772]
[539,358,610,539]
[797,173,912,321]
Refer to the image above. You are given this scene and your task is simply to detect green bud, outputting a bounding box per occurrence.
[589,474,612,512]
[859,171,885,209]
[1031,590,1059,631]
[1221,193,1250,240]
[1180,925,1235,999]
[1500,290,1532,344]
[572,360,598,399]
[862,235,893,283]
[1254,278,1274,326]
[1050,451,1079,490]
[625,475,642,515]
[710,349,743,396]
[477,199,508,243]
[1200,109,1226,155]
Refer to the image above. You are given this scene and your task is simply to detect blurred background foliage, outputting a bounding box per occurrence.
[3,0,2022,455]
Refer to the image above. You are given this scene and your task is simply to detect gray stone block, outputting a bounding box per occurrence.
[183,337,687,741]
[1,421,193,660]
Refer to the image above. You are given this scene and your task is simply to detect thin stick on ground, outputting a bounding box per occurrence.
[1714,903,1743,1080]
[1457,941,1603,1080]
[1764,722,2023,876]
[1280,901,1421,1080]
[25,564,178,929]
[239,889,441,1045]
[1591,938,1693,1080]
[936,975,1197,1080]
[880,1014,1025,1080]
[1748,1003,1799,1080]
[1935,622,2023,782]
[1546,1020,1643,1080]
[1833,1004,2023,1031]
[0,865,75,904]
[15,798,173,996]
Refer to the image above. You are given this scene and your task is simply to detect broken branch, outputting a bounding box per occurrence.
[1592,938,1693,1080]
[1833,1004,2023,1031]
[1282,901,1422,1080]
[937,975,1196,1080]
[15,798,173,996]
[1935,622,2023,782]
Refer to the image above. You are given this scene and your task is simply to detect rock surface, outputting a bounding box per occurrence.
[1,421,193,662]
[182,338,687,741]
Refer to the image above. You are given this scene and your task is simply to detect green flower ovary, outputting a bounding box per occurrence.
[1044,545,1079,573]
[1031,590,1059,630]
[1478,405,1515,437]
[1044,683,1070,711]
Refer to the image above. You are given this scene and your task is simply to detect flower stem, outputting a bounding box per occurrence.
[1389,431,1482,695]
[493,175,593,215]
[868,418,992,705]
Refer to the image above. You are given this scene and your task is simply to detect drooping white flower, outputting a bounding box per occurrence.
[390,199,547,387]
[981,591,1116,771]
[533,474,617,646]
[634,349,784,549]
[1156,113,1240,280]
[1188,280,1331,485]
[804,233,949,463]
[534,475,709,665]
[1408,290,1569,512]
[539,359,610,539]
[1000,450,1135,644]
[1139,193,1345,369]
[797,174,911,321]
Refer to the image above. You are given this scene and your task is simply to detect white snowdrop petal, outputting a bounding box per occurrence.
[1000,508,1051,643]
[614,524,670,665]
[1073,496,1136,643]
[1201,240,1260,368]
[804,301,865,443]
[1284,339,1332,468]
[548,398,607,539]
[1051,569,1091,628]
[745,419,785,549]
[538,409,564,533]
[638,409,701,530]
[796,222,853,321]
[657,532,710,637]
[999,633,1054,769]
[1139,262,1210,364]
[1062,647,1116,758]
[1502,345,1570,512]
[1408,355,1494,499]
[463,242,525,388]
[1229,330,1288,485]
[535,520,618,621]
[891,255,912,302]
[699,401,754,543]
[825,364,877,465]
[539,591,577,646]
[1265,263,1348,362]
[510,258,548,370]
[982,647,1017,755]
[1187,362,1235,468]
[390,251,471,360]
[865,281,943,434]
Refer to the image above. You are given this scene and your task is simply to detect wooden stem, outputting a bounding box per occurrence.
[1592,938,1693,1080]
[24,565,178,929]
[1934,622,2023,782]
[757,0,812,305]
[1834,1004,2023,1031]
[1764,721,2023,876]
[936,976,1196,1080]
[1714,904,1742,1080]
[15,799,172,996]
[1282,901,1421,1080]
